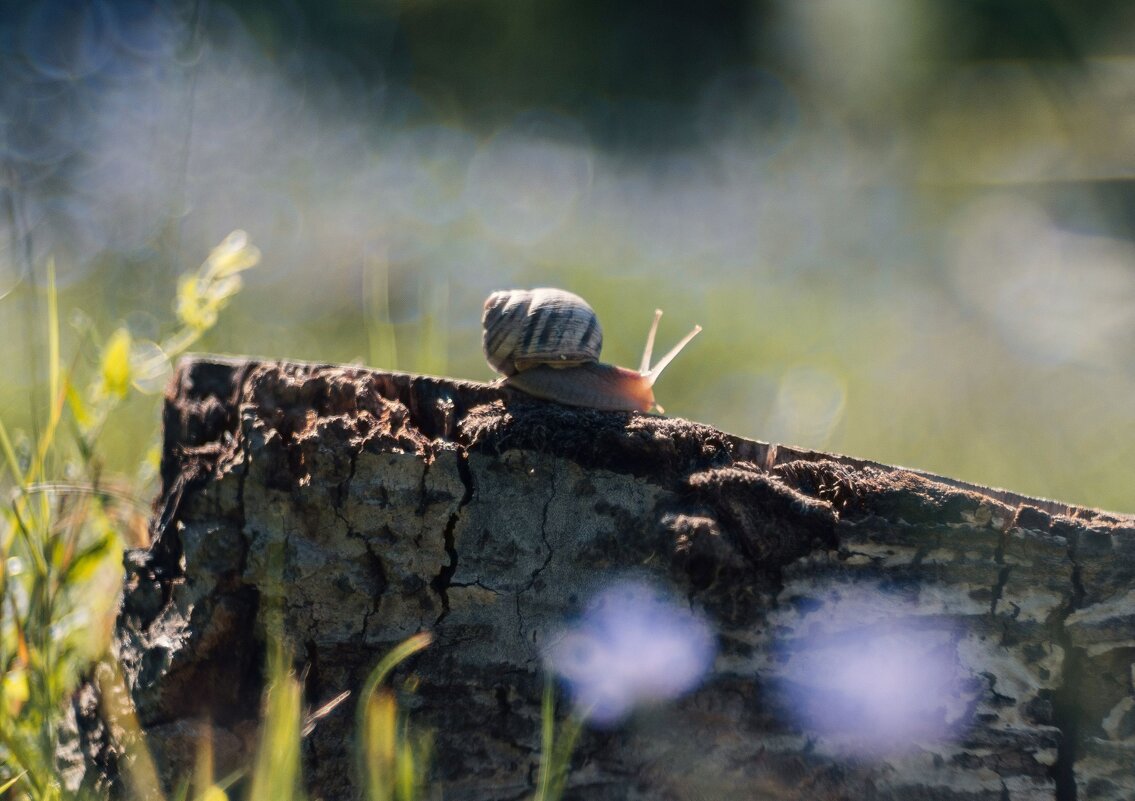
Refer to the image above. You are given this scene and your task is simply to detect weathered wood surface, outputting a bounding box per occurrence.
[70,357,1135,800]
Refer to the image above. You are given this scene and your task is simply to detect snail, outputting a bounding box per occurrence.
[482,288,701,413]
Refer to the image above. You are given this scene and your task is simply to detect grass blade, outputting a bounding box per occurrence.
[46,259,59,435]
[0,415,22,486]
[0,771,28,795]
[356,632,432,801]
[358,632,433,709]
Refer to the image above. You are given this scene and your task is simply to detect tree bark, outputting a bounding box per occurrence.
[69,357,1135,800]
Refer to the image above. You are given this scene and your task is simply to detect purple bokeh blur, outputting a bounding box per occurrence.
[770,599,975,757]
[543,579,716,726]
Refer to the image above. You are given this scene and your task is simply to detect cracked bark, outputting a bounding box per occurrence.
[64,357,1135,801]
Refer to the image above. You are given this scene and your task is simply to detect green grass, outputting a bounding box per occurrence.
[0,235,590,801]
[355,632,434,801]
[533,677,586,801]
[0,233,269,800]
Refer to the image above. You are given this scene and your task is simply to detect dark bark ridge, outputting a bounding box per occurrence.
[66,357,1135,801]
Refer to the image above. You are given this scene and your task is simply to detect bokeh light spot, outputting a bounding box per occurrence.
[544,579,716,726]
[771,590,976,757]
[466,112,592,247]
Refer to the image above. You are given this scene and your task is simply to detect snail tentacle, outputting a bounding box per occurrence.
[640,309,663,374]
[645,324,702,387]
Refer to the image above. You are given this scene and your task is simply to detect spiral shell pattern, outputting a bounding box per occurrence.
[482,288,603,376]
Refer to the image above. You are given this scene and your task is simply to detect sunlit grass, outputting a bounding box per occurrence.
[364,251,400,372]
[0,233,260,799]
[533,678,586,801]
[246,648,304,801]
[0,235,599,801]
[356,632,433,801]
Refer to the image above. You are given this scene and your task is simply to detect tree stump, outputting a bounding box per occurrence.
[69,357,1135,800]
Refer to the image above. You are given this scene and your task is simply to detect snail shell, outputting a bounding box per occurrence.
[482,287,701,414]
[482,288,602,377]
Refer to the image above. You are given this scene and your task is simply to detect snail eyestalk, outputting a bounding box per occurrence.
[639,309,664,374]
[645,324,702,387]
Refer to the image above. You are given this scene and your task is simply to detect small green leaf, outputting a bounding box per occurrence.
[2,667,30,717]
[176,273,207,330]
[65,381,94,432]
[101,328,133,398]
[60,534,113,585]
[203,230,260,281]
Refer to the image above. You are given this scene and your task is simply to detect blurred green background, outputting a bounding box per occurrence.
[2,0,1134,511]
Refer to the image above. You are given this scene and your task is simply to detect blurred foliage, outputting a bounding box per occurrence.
[533,677,585,801]
[230,0,1135,136]
[246,644,304,801]
[0,232,257,798]
[355,632,433,801]
[1,0,1134,524]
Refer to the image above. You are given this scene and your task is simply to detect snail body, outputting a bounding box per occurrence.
[482,288,701,413]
